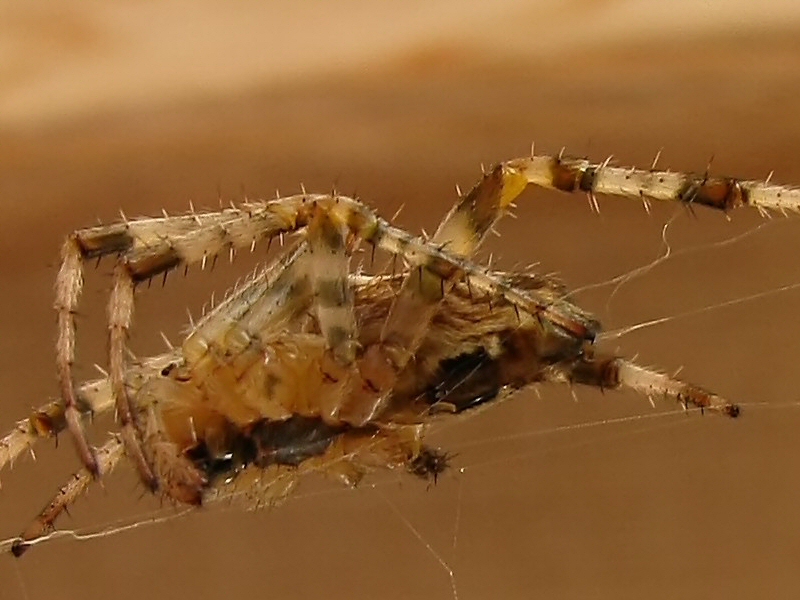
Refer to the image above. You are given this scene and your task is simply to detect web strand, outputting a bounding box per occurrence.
[599,282,800,341]
[375,488,460,600]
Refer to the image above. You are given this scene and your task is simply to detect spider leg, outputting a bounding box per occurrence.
[504,153,800,214]
[557,350,740,417]
[348,151,800,380]
[356,153,800,361]
[10,435,125,557]
[184,240,310,357]
[305,200,358,366]
[56,197,323,484]
[304,200,362,422]
[379,165,522,370]
[336,172,592,423]
[0,353,173,477]
[351,212,599,342]
[56,214,248,472]
[108,261,160,490]
[56,238,98,474]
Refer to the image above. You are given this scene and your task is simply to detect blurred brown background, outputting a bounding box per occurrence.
[1,1,800,598]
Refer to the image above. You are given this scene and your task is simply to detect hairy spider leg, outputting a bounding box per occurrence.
[505,153,800,214]
[0,354,174,476]
[544,350,740,416]
[56,197,315,486]
[8,242,317,547]
[306,200,359,366]
[10,435,125,557]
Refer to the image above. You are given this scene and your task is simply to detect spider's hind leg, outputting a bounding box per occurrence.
[559,349,740,417]
[10,435,125,557]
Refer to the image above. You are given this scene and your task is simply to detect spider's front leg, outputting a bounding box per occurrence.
[504,151,800,215]
[338,156,749,421]
[55,198,312,491]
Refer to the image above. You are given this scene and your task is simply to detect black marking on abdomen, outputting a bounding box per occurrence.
[247,416,346,467]
[427,348,501,412]
[188,415,349,482]
[424,324,588,415]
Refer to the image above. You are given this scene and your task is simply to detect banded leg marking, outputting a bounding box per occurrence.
[565,352,740,417]
[11,435,125,557]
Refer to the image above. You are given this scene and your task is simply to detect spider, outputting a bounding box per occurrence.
[2,151,796,557]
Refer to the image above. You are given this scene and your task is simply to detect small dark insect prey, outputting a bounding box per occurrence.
[4,151,795,556]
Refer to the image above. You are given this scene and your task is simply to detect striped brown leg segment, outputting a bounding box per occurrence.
[111,261,217,503]
[305,200,361,422]
[11,435,125,557]
[182,240,311,358]
[342,201,599,343]
[0,352,176,479]
[108,262,161,491]
[305,200,359,366]
[54,198,315,491]
[564,351,740,417]
[504,153,800,214]
[379,165,525,367]
[56,238,100,475]
[348,150,800,364]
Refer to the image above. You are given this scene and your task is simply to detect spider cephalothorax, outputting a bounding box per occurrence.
[4,152,793,555]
